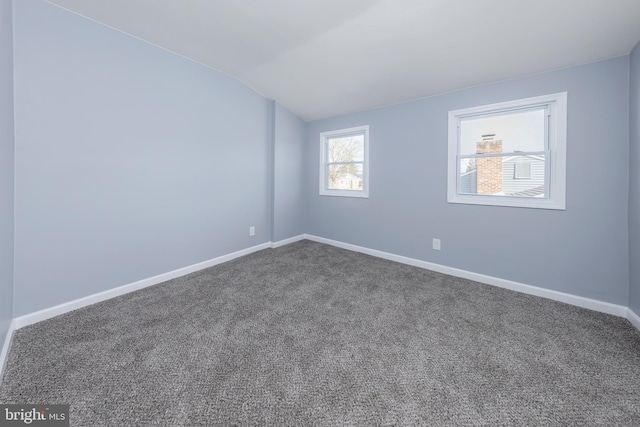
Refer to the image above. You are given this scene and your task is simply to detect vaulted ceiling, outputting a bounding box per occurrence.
[45,0,640,121]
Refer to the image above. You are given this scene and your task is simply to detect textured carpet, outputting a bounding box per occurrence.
[1,240,639,426]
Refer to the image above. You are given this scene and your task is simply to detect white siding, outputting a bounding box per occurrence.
[502,157,545,195]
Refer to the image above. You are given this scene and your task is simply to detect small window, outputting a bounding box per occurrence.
[448,92,567,209]
[514,162,532,179]
[319,125,369,198]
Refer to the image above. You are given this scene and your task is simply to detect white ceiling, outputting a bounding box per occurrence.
[45,0,640,121]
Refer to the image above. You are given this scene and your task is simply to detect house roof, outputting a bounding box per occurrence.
[338,173,362,181]
[46,0,640,121]
[503,155,545,162]
[508,186,545,197]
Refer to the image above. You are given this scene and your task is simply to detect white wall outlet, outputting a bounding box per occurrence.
[249,226,255,236]
[432,238,441,251]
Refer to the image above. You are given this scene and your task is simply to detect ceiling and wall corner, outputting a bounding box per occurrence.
[44,0,640,121]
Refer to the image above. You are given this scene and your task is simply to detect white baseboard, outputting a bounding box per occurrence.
[0,319,16,383]
[303,234,630,319]
[628,308,640,330]
[271,234,306,248]
[13,242,272,330]
[8,235,636,335]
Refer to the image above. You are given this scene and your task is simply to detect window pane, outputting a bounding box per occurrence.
[459,154,545,197]
[328,134,364,163]
[328,163,364,190]
[459,108,545,155]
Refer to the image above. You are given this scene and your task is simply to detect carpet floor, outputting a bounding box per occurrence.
[1,240,639,426]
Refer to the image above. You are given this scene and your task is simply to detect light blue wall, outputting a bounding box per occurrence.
[0,0,14,347]
[13,0,272,316]
[305,57,630,305]
[5,0,638,319]
[273,102,306,241]
[630,41,640,314]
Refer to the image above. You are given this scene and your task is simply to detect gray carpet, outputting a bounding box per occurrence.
[1,240,639,426]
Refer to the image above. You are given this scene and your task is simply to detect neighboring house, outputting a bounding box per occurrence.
[333,173,363,190]
[459,154,545,197]
[502,155,545,197]
[460,169,477,194]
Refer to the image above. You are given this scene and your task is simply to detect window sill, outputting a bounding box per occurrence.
[447,194,565,210]
[320,190,369,198]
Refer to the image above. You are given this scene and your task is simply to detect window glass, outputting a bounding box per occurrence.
[319,125,369,198]
[328,164,364,190]
[328,135,364,162]
[459,108,546,155]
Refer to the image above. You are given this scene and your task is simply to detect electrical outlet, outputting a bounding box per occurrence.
[249,226,255,236]
[432,238,441,251]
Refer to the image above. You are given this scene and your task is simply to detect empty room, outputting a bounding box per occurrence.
[1,0,640,425]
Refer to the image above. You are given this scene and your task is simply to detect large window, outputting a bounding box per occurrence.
[319,125,369,198]
[448,92,567,209]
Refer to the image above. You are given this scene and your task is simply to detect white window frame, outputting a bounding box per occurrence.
[447,92,567,210]
[319,125,369,198]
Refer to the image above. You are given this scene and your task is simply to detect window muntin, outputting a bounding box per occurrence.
[448,93,566,209]
[320,126,369,198]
